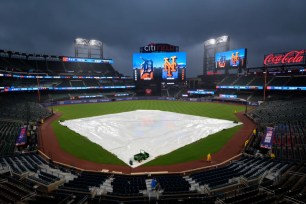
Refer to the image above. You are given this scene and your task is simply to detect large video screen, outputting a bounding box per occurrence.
[133,52,186,81]
[215,48,247,69]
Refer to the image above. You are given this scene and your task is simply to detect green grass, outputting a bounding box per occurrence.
[52,121,126,165]
[52,100,245,166]
[145,125,241,166]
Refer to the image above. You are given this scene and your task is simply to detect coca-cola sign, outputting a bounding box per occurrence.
[264,50,305,66]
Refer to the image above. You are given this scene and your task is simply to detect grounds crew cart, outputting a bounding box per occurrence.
[133,150,149,163]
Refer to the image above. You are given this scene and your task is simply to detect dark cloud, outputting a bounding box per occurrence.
[0,0,305,77]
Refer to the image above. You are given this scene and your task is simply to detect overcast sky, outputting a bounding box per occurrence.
[0,0,305,77]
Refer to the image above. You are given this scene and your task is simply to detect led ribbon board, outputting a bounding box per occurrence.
[62,57,113,64]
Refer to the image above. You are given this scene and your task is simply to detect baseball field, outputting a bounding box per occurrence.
[51,100,245,166]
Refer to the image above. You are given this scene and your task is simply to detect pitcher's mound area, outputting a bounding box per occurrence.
[60,110,242,167]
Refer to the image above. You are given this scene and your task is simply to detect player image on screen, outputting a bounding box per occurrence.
[218,56,226,68]
[140,57,154,80]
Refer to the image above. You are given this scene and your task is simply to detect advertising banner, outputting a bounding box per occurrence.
[260,127,274,149]
[16,127,27,146]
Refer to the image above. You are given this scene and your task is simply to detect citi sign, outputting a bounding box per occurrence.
[143,44,157,52]
[264,50,305,66]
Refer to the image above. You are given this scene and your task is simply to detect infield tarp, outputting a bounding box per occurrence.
[60,110,242,168]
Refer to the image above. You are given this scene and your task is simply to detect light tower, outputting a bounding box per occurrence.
[74,38,103,59]
[203,35,230,75]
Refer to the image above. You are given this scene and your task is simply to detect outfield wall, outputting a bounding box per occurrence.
[42,96,255,107]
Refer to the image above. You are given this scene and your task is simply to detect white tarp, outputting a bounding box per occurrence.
[60,110,241,168]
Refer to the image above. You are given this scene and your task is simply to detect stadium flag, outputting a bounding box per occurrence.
[207,153,211,162]
[260,127,275,149]
[16,127,27,146]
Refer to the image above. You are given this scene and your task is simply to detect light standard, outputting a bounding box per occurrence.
[203,35,230,75]
[74,38,103,59]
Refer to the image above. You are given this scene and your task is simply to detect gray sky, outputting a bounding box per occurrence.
[0,0,305,77]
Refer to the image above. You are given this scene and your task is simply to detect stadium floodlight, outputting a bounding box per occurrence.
[75,38,88,45]
[89,39,103,47]
[74,38,103,58]
[204,39,216,46]
[216,36,229,43]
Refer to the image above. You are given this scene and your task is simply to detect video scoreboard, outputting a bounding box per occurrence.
[215,48,247,70]
[133,52,186,82]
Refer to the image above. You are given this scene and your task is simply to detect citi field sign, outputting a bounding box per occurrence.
[264,50,305,66]
[140,43,179,53]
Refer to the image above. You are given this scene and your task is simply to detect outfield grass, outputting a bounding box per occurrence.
[52,100,245,166]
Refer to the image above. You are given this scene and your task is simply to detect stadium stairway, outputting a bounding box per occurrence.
[96,174,114,195]
[183,175,201,193]
[145,179,161,199]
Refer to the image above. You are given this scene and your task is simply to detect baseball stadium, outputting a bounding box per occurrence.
[0,2,306,204]
[0,39,305,203]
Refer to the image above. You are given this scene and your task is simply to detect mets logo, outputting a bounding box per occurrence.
[164,56,177,77]
[231,52,240,66]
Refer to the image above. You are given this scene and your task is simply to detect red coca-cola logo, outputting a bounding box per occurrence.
[264,50,305,66]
